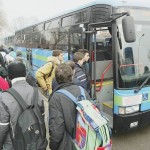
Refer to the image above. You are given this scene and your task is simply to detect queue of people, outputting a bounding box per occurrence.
[0,47,111,150]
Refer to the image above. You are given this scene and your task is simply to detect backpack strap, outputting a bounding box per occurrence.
[56,86,86,104]
[78,86,86,100]
[32,87,45,123]
[6,88,28,110]
[33,87,38,106]
[56,89,77,104]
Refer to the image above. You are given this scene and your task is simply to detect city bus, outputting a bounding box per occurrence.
[4,35,15,48]
[4,0,150,133]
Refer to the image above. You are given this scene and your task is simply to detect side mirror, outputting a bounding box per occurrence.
[122,16,136,43]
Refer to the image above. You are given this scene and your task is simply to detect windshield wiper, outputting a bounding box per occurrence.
[134,76,150,93]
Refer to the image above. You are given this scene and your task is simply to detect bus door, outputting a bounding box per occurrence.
[68,27,84,59]
[89,26,114,128]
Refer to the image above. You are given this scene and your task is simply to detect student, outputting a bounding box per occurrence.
[52,60,81,90]
[78,49,91,93]
[73,52,88,90]
[36,50,63,96]
[49,64,90,150]
[0,62,46,149]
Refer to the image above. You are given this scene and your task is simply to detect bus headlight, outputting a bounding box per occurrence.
[119,105,139,115]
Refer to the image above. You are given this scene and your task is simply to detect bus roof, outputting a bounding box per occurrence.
[52,0,150,17]
[17,0,150,31]
[41,0,150,23]
[85,0,150,8]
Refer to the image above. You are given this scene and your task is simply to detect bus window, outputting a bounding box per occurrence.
[68,27,84,57]
[94,27,112,61]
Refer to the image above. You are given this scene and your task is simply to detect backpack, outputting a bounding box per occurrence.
[26,71,38,87]
[6,88,47,150]
[56,86,112,150]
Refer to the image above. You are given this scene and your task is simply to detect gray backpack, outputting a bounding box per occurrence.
[6,88,47,150]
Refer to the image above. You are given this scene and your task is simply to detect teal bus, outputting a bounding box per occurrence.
[4,0,150,133]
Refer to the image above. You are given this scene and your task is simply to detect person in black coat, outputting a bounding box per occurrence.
[49,64,90,150]
[78,49,91,93]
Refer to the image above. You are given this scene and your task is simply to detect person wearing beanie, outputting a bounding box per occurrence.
[0,61,47,149]
[36,49,63,96]
[7,61,26,80]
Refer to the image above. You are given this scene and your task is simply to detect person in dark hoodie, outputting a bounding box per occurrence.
[73,52,88,90]
[49,64,90,150]
[78,49,91,93]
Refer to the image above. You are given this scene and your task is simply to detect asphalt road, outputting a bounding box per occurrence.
[112,125,150,150]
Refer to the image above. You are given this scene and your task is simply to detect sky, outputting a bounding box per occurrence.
[0,0,92,36]
[1,0,149,36]
[2,0,92,24]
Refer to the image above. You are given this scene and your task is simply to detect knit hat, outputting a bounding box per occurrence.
[8,62,26,80]
[52,50,62,57]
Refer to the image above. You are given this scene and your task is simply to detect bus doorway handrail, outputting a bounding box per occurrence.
[96,62,112,92]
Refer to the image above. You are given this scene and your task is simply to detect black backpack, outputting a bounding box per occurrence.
[6,88,47,150]
[26,71,38,87]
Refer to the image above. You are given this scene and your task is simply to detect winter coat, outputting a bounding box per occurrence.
[0,77,9,91]
[0,79,44,150]
[49,83,90,150]
[82,62,91,93]
[36,56,60,94]
[74,63,88,90]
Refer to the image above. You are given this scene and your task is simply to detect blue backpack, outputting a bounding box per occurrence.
[56,86,112,150]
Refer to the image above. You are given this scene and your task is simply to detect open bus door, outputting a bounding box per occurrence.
[68,27,84,60]
[86,25,114,128]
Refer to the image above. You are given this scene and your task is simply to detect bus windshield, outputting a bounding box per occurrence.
[117,7,150,89]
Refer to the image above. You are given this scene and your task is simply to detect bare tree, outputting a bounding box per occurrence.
[51,28,68,49]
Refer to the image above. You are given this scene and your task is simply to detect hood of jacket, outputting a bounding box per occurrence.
[47,56,61,65]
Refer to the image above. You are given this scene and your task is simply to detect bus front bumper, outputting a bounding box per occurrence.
[113,110,150,133]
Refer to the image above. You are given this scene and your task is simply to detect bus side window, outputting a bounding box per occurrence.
[124,47,135,75]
